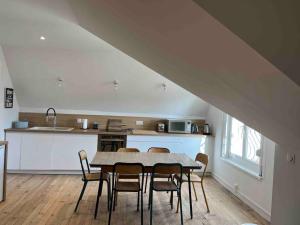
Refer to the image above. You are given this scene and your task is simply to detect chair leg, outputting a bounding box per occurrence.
[192,182,198,201]
[144,173,148,193]
[107,180,111,211]
[167,176,170,193]
[170,191,173,209]
[148,181,152,210]
[94,179,103,219]
[187,172,193,219]
[141,190,144,225]
[74,181,87,212]
[201,182,210,213]
[176,179,180,213]
[113,190,117,211]
[137,191,140,211]
[108,188,115,225]
[178,191,184,225]
[150,188,154,225]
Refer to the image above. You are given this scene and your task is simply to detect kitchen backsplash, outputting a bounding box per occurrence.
[19,112,205,131]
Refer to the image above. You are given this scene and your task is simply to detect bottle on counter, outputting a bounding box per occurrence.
[82,119,88,130]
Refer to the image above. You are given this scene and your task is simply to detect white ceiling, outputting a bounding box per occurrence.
[0,0,208,118]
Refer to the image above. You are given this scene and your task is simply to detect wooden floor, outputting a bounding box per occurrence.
[0,174,269,225]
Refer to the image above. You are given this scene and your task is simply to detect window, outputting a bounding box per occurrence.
[222,114,263,177]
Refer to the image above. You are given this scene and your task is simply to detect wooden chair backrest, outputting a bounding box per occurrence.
[79,150,88,160]
[195,153,208,166]
[117,148,140,152]
[78,150,90,180]
[114,162,144,175]
[152,163,182,175]
[195,153,208,179]
[148,147,170,153]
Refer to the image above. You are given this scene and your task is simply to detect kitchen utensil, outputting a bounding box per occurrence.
[191,123,199,134]
[157,123,165,132]
[203,124,210,135]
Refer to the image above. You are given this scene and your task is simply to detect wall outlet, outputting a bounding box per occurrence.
[286,153,296,164]
[136,121,144,126]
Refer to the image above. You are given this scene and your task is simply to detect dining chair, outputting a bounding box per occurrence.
[175,153,210,213]
[144,147,171,193]
[149,163,183,225]
[108,162,145,225]
[112,147,140,207]
[75,150,110,216]
[117,147,140,152]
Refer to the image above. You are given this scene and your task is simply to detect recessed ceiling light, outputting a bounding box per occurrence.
[40,36,46,40]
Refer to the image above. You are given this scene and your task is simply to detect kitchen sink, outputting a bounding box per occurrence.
[29,126,74,132]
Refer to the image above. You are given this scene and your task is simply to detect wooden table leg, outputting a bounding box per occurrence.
[187,171,193,219]
[94,176,103,219]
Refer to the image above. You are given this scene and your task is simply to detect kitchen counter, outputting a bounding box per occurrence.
[5,128,206,137]
[130,129,205,137]
[4,128,127,135]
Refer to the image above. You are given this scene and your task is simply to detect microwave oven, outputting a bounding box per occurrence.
[168,120,192,133]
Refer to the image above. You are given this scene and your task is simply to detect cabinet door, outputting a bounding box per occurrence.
[20,133,53,170]
[51,134,97,170]
[6,133,22,170]
[126,135,183,152]
[127,135,206,160]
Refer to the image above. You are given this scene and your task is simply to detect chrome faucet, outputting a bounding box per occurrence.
[46,107,57,127]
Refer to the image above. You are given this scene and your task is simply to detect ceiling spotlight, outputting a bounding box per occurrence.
[162,83,167,92]
[113,80,119,90]
[57,77,64,87]
[40,36,46,40]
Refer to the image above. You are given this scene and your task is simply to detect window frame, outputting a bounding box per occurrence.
[221,114,264,177]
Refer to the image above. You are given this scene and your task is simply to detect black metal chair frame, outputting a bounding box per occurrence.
[144,147,171,193]
[148,163,183,225]
[74,150,111,219]
[108,162,145,225]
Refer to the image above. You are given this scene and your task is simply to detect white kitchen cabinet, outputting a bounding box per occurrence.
[20,133,53,170]
[5,132,98,172]
[51,134,97,170]
[126,135,206,160]
[6,133,22,170]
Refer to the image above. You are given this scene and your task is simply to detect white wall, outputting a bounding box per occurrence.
[0,45,19,139]
[271,146,299,225]
[206,105,275,221]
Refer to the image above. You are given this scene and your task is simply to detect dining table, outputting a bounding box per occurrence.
[90,152,202,220]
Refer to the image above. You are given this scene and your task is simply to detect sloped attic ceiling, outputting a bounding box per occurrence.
[194,0,300,86]
[67,0,300,148]
[0,0,208,118]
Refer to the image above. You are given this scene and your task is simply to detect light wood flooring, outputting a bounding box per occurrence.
[0,174,270,225]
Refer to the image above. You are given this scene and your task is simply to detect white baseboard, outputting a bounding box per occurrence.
[212,172,271,222]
